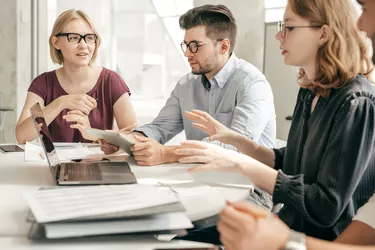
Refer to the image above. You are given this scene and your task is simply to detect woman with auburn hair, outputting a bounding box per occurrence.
[175,0,375,245]
[16,9,137,143]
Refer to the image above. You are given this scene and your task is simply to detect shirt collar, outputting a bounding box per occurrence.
[212,53,238,89]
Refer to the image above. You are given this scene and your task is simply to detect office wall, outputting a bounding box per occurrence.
[263,23,299,140]
[0,0,32,143]
[17,0,32,135]
[194,0,265,72]
[0,0,17,142]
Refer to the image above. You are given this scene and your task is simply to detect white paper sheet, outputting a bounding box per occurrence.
[24,142,91,162]
[157,180,220,196]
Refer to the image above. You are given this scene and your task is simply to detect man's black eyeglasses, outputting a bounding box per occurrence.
[180,39,223,54]
[181,41,208,53]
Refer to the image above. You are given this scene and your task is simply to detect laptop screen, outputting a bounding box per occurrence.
[30,103,59,169]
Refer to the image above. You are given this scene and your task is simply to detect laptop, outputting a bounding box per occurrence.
[30,102,137,185]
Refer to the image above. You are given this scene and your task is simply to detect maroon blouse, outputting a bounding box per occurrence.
[28,68,130,142]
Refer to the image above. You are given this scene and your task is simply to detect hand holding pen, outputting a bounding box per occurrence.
[217,201,290,250]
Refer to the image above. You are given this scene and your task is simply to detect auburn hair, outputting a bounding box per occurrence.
[289,0,373,97]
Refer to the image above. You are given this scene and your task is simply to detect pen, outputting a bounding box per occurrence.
[39,151,45,160]
[226,200,268,218]
[118,121,139,132]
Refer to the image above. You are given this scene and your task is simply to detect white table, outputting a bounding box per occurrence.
[0,147,251,249]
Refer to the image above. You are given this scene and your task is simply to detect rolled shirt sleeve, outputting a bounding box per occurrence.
[135,86,184,144]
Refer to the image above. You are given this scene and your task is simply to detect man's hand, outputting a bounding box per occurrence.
[131,135,175,166]
[124,131,147,142]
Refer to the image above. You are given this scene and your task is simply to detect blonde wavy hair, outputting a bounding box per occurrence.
[289,0,373,97]
[49,9,101,65]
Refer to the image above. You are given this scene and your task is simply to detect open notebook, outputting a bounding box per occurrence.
[24,184,181,223]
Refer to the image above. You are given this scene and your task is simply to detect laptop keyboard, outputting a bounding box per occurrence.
[64,163,102,181]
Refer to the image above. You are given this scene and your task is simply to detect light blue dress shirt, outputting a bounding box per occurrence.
[136,54,276,149]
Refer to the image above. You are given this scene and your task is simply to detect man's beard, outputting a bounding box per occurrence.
[191,59,217,75]
[192,65,212,75]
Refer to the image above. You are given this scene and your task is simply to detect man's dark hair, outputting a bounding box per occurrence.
[179,4,237,54]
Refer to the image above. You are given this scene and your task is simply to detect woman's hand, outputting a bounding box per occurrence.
[185,110,240,145]
[59,94,97,115]
[99,140,120,155]
[176,140,279,194]
[63,110,96,141]
[99,131,144,155]
[175,140,258,173]
[218,201,290,250]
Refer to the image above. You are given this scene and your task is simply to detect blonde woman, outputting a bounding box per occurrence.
[16,9,136,143]
[175,0,375,244]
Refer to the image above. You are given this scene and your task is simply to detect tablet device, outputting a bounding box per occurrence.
[86,128,135,155]
[0,144,24,153]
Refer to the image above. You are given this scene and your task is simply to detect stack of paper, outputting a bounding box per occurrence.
[24,142,91,162]
[24,184,193,239]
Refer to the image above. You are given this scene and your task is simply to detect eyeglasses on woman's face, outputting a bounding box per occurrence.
[56,33,97,44]
[278,21,322,38]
